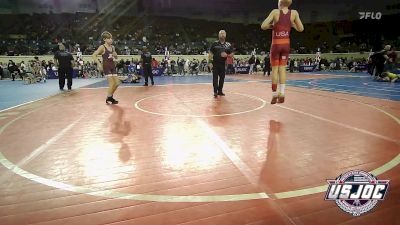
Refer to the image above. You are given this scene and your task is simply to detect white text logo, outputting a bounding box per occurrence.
[359,12,382,20]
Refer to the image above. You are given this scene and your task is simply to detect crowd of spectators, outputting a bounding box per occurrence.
[1,13,399,57]
[0,54,376,81]
[1,12,398,82]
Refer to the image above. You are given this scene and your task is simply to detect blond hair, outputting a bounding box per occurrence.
[279,0,292,7]
[101,31,112,40]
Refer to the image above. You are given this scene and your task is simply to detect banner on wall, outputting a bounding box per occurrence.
[355,64,367,70]
[235,66,250,74]
[138,67,166,76]
[47,69,79,79]
[299,65,317,72]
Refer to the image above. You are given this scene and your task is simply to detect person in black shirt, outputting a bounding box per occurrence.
[208,30,233,97]
[249,55,256,74]
[54,44,74,90]
[141,46,154,86]
[263,53,271,76]
[8,60,17,81]
[178,58,185,75]
[369,45,391,78]
[0,63,3,80]
[289,58,295,72]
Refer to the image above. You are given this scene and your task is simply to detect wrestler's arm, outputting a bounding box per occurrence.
[92,45,104,62]
[112,46,118,59]
[292,10,304,32]
[92,45,104,70]
[261,9,277,30]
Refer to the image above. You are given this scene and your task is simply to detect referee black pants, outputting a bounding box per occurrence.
[212,63,226,94]
[58,67,73,90]
[143,65,153,84]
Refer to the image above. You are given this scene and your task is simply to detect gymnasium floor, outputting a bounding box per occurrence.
[0,71,399,225]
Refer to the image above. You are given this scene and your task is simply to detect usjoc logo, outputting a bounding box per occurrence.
[359,12,382,20]
[325,170,389,216]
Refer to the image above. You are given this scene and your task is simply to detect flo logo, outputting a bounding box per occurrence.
[359,12,382,19]
[325,170,389,216]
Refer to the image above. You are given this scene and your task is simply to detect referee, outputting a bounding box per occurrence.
[208,30,233,97]
[141,46,154,86]
[54,44,74,90]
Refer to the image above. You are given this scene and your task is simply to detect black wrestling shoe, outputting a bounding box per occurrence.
[143,83,148,86]
[106,97,119,104]
[214,92,218,98]
[218,92,225,96]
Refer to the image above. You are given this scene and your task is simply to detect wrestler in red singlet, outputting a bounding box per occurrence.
[270,10,292,68]
[261,0,304,104]
[92,31,120,105]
